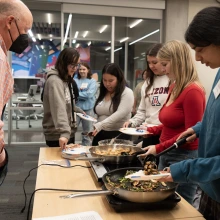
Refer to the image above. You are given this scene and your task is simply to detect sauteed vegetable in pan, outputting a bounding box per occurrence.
[106,161,168,192]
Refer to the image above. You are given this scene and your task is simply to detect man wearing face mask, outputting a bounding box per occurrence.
[0,0,33,185]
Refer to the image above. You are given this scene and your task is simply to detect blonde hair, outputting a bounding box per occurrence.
[157,40,201,100]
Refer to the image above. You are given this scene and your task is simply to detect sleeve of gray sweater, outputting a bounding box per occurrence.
[94,87,134,132]
[47,77,71,139]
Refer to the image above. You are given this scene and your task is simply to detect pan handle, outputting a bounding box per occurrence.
[156,134,191,158]
[75,157,105,162]
[60,190,112,199]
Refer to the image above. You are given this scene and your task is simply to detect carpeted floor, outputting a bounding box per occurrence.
[0,145,40,220]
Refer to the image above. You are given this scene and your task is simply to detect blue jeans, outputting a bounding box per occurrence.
[76,109,93,146]
[158,148,198,205]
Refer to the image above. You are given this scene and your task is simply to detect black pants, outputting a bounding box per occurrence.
[142,135,160,148]
[92,130,131,146]
[46,137,75,147]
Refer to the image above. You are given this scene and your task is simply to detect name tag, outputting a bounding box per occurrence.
[81,83,88,89]
[213,79,220,99]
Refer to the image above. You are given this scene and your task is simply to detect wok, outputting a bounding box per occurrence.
[60,167,177,203]
[76,145,145,164]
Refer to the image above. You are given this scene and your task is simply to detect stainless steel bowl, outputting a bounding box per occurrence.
[98,139,133,146]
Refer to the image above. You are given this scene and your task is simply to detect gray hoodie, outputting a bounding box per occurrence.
[42,69,84,141]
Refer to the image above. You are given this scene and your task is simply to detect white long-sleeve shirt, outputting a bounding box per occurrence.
[94,87,134,132]
[129,75,169,126]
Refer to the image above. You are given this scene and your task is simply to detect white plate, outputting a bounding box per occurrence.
[125,170,170,181]
[119,127,149,136]
[76,113,97,122]
[141,123,158,127]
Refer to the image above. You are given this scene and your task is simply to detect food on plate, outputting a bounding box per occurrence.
[93,147,136,156]
[65,143,81,149]
[135,128,144,133]
[106,170,168,192]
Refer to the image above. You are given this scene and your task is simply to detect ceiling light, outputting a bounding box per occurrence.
[49,34,53,37]
[99,25,108,33]
[83,31,88,38]
[74,31,79,38]
[50,39,53,41]
[114,47,122,52]
[76,43,79,48]
[48,13,51,25]
[130,19,143,28]
[140,58,145,60]
[32,37,36,42]
[72,39,76,43]
[129,29,160,45]
[120,37,129,43]
[141,52,145,55]
[108,41,111,43]
[134,57,139,60]
[41,46,44,49]
[88,41,91,46]
[63,14,72,46]
[28,30,34,38]
[37,34,41,40]
[105,47,111,51]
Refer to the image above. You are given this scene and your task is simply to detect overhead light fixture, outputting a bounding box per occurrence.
[49,34,53,37]
[76,43,79,48]
[37,34,41,40]
[129,29,160,45]
[32,37,36,42]
[134,56,139,60]
[105,47,111,51]
[72,39,76,43]
[114,47,122,52]
[99,25,108,33]
[130,19,143,28]
[140,58,145,60]
[120,37,129,43]
[48,13,51,25]
[74,31,79,39]
[41,45,44,49]
[50,39,53,41]
[141,52,145,55]
[108,41,111,43]
[28,30,34,38]
[88,41,91,46]
[83,31,88,38]
[63,14,72,46]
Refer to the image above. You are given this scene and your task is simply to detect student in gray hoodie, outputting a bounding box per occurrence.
[42,48,84,149]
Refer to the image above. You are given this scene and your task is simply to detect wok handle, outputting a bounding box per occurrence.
[156,135,191,158]
[65,190,112,199]
[75,157,105,162]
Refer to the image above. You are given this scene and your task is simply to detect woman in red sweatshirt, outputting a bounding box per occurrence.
[140,40,206,204]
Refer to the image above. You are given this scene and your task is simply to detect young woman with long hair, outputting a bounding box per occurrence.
[92,63,134,146]
[124,43,170,148]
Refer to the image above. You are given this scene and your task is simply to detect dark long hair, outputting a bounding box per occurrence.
[77,62,92,79]
[185,7,220,47]
[94,63,126,113]
[145,43,163,97]
[55,47,80,81]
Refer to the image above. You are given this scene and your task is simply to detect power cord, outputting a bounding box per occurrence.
[20,163,94,220]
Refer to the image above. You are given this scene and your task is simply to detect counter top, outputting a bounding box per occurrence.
[32,147,205,220]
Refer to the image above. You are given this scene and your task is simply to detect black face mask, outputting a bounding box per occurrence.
[9,20,29,54]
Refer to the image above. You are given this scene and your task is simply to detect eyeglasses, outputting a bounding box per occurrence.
[70,63,80,69]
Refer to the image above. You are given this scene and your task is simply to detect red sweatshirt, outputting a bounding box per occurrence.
[147,83,206,153]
